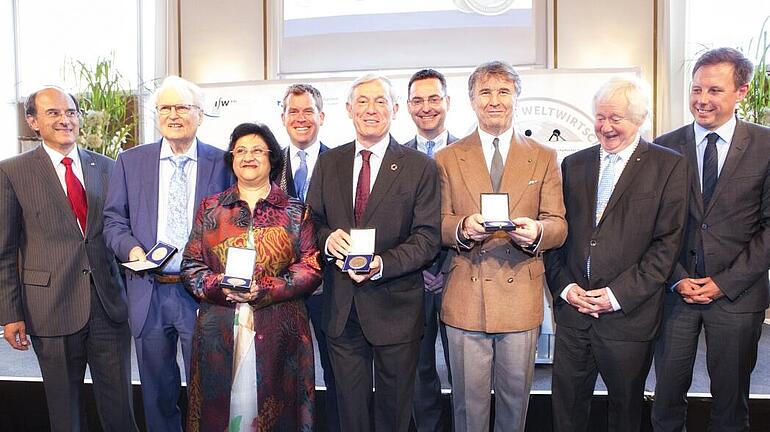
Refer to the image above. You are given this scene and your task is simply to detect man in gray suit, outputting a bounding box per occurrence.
[0,87,137,432]
[652,47,770,432]
[403,68,457,432]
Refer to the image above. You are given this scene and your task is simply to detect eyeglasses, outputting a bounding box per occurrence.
[408,95,444,107]
[230,147,270,158]
[156,104,199,116]
[595,115,626,125]
[42,109,80,119]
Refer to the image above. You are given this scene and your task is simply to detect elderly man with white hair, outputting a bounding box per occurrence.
[544,77,689,432]
[104,76,231,432]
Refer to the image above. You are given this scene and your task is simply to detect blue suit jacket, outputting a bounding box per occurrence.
[103,140,232,336]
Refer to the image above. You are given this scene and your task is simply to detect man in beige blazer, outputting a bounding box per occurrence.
[435,61,567,432]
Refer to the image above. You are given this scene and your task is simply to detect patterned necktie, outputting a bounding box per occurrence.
[61,157,88,233]
[166,155,190,273]
[294,150,308,201]
[595,153,620,225]
[354,150,372,227]
[702,132,719,207]
[426,140,436,159]
[490,137,504,192]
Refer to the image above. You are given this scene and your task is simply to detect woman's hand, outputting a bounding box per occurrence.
[223,280,267,304]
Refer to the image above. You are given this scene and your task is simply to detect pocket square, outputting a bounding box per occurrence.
[528,180,539,185]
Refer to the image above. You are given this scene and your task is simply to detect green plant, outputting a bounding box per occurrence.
[70,57,136,159]
[738,17,770,126]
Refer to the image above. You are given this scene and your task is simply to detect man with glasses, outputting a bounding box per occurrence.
[104,76,231,432]
[0,87,138,431]
[403,68,456,432]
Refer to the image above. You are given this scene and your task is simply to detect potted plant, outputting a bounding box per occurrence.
[738,17,770,126]
[70,57,137,159]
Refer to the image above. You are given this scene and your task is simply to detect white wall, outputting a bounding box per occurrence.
[179,0,265,84]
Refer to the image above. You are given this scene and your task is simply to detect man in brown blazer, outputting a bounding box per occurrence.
[435,61,567,432]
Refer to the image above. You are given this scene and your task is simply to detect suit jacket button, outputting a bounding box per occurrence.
[701,223,708,230]
[590,240,597,246]
[479,249,486,255]
[507,277,514,283]
[82,269,91,275]
[471,277,478,282]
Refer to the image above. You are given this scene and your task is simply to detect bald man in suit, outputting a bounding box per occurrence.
[0,87,137,432]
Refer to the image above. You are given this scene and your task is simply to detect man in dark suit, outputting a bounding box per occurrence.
[277,83,339,432]
[652,47,770,432]
[306,73,441,431]
[403,68,457,432]
[544,77,688,432]
[0,87,137,431]
[104,76,231,432]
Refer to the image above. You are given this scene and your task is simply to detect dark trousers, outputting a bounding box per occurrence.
[134,282,197,432]
[552,324,654,432]
[652,293,764,432]
[31,284,136,432]
[412,290,451,432]
[306,292,341,432]
[327,304,421,432]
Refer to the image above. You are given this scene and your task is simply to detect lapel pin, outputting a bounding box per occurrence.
[390,164,398,171]
[636,157,641,162]
[90,162,96,166]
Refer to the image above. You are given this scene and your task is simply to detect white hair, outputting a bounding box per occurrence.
[347,73,398,105]
[592,76,652,131]
[151,75,205,109]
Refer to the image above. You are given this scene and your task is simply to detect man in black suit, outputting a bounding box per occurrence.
[0,87,137,431]
[277,83,338,432]
[652,47,770,432]
[307,73,441,431]
[403,68,457,432]
[544,77,688,432]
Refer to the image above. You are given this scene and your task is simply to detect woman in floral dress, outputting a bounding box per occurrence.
[182,122,321,431]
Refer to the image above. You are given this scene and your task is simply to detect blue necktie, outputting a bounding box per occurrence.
[595,153,620,225]
[166,155,190,273]
[702,132,719,207]
[588,153,620,279]
[426,140,436,159]
[294,150,308,201]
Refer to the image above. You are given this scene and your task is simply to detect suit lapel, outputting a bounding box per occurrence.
[583,146,601,221]
[362,137,403,225]
[143,142,162,243]
[598,139,650,226]
[705,119,749,215]
[457,131,491,212]
[338,142,356,225]
[78,149,103,237]
[500,133,538,212]
[194,141,216,206]
[679,125,704,216]
[34,145,81,234]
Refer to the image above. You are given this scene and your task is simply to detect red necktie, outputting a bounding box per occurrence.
[61,157,88,233]
[354,150,372,227]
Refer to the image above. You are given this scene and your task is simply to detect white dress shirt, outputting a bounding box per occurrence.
[694,115,735,189]
[561,135,641,312]
[42,143,86,232]
[352,136,390,205]
[415,130,450,156]
[156,138,199,246]
[478,127,514,171]
[289,140,321,182]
